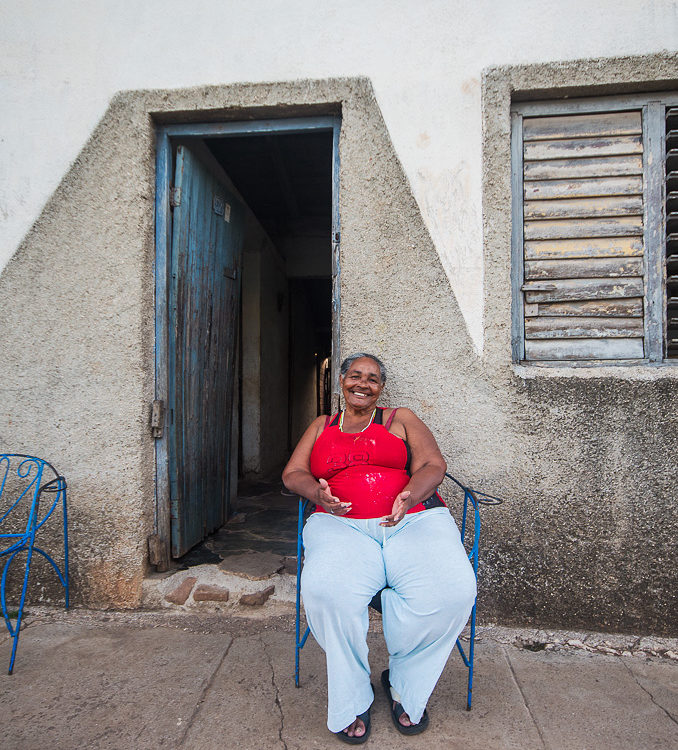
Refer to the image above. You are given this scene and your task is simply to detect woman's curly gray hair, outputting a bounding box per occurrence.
[340,353,387,384]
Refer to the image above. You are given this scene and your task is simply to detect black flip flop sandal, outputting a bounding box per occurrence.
[333,705,372,745]
[381,669,430,736]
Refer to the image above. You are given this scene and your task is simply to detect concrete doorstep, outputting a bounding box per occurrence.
[0,607,676,750]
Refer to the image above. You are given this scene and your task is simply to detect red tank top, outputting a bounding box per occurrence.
[310,409,428,519]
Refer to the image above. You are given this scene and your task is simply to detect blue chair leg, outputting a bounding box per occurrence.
[3,542,34,675]
[295,498,310,686]
[466,601,477,710]
[295,583,307,687]
[62,483,69,610]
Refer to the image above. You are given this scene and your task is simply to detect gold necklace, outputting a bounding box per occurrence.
[339,408,377,440]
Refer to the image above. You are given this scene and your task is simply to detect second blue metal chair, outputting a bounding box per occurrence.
[0,454,69,674]
[294,472,502,710]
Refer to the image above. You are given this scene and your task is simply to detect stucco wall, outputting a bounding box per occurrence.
[3,1,678,353]
[0,95,157,606]
[333,56,678,634]
[0,66,676,633]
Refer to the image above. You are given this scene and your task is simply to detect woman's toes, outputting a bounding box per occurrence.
[345,718,365,737]
[393,700,413,727]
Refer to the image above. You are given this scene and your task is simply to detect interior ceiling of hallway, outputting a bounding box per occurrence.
[207,131,332,242]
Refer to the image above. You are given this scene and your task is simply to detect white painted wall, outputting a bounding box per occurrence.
[2,0,677,351]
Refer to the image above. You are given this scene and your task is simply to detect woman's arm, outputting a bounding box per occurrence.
[380,408,447,527]
[282,417,353,515]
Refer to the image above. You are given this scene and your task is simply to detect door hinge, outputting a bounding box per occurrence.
[213,194,225,216]
[151,399,165,438]
[170,186,182,208]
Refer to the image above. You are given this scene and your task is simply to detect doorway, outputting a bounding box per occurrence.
[154,116,340,561]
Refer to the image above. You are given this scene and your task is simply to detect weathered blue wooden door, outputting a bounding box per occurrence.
[168,145,243,557]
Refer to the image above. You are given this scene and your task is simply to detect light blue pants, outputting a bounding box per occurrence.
[301,507,477,732]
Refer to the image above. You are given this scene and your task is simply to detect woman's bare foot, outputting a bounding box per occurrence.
[391,701,414,727]
[381,670,429,735]
[342,716,366,738]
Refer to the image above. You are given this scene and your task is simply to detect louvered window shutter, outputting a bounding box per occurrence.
[521,111,645,361]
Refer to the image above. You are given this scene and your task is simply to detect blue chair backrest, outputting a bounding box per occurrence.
[0,455,65,547]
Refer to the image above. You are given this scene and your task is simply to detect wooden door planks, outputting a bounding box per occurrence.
[168,145,243,556]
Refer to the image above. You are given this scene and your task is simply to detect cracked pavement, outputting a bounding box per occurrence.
[1,609,676,749]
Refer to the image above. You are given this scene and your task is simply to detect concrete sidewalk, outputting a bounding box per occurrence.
[1,608,676,750]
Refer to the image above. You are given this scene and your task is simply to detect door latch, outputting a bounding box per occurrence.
[170,187,182,208]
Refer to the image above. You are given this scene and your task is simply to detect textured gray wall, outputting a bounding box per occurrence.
[0,90,156,606]
[0,70,676,633]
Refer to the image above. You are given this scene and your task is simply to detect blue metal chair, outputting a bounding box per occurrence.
[0,454,69,674]
[294,472,502,710]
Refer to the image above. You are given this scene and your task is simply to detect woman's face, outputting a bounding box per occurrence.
[340,357,384,411]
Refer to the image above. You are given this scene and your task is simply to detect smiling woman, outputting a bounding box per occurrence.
[282,353,477,744]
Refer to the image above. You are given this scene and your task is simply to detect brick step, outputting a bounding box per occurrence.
[142,551,298,612]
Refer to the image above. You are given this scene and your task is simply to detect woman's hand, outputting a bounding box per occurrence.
[378,408,447,526]
[380,490,411,527]
[316,478,352,516]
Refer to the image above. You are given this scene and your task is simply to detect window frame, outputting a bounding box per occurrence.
[511,91,678,366]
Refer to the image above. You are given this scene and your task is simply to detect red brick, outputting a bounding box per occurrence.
[193,584,230,602]
[165,576,197,605]
[239,585,275,606]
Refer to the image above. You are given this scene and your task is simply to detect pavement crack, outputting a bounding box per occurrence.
[622,659,678,726]
[177,635,234,747]
[502,645,549,750]
[261,636,288,750]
